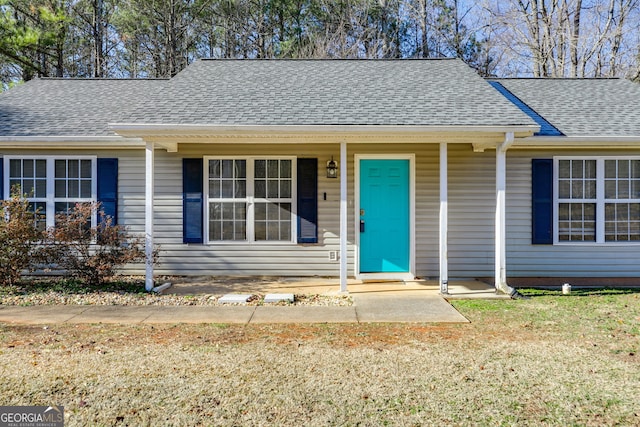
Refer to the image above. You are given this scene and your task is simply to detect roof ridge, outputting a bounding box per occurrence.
[198,57,458,62]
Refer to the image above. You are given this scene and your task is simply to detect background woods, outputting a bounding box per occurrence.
[1,0,639,86]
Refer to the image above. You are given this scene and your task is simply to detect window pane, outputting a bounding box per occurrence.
[35,179,47,198]
[55,180,66,198]
[222,221,234,240]
[255,222,266,240]
[585,180,596,199]
[618,160,630,178]
[81,160,92,178]
[632,160,640,178]
[209,220,221,241]
[280,180,291,198]
[235,180,246,198]
[23,160,34,178]
[255,203,266,221]
[36,160,46,178]
[23,179,35,196]
[605,180,616,199]
[559,160,570,179]
[55,160,66,178]
[572,160,583,178]
[268,160,279,178]
[267,202,279,220]
[280,160,292,178]
[68,160,79,178]
[618,181,629,199]
[81,180,92,198]
[221,180,233,198]
[559,180,570,199]
[280,221,291,240]
[631,180,640,198]
[267,180,279,198]
[235,160,246,179]
[222,160,233,178]
[255,160,266,178]
[266,222,279,240]
[605,160,616,179]
[585,160,596,178]
[255,180,266,198]
[210,180,220,198]
[209,160,221,178]
[210,203,221,220]
[571,180,583,199]
[9,159,21,178]
[68,180,79,198]
[9,179,20,194]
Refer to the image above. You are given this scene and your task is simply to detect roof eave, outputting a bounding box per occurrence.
[514,135,640,148]
[110,123,539,137]
[0,136,145,149]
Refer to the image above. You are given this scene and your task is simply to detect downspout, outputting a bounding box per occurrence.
[495,133,526,299]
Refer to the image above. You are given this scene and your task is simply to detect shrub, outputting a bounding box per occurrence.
[47,202,152,286]
[0,194,46,286]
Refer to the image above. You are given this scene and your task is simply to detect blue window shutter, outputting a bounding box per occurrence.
[183,158,203,243]
[532,159,553,244]
[97,158,118,225]
[297,158,318,243]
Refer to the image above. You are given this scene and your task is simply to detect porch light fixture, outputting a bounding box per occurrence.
[326,157,338,178]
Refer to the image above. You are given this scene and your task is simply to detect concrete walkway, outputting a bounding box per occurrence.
[0,279,506,325]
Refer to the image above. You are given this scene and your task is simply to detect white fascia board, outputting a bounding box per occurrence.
[0,136,145,149]
[514,135,640,148]
[110,123,540,136]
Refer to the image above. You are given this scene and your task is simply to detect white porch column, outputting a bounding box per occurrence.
[339,141,348,293]
[439,142,449,294]
[145,141,155,292]
[495,133,514,293]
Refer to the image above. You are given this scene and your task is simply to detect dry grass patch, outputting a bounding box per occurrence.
[0,290,638,426]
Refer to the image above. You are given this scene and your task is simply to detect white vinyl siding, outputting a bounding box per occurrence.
[507,150,640,278]
[7,143,640,280]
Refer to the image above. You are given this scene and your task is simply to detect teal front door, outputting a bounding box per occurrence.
[359,159,410,273]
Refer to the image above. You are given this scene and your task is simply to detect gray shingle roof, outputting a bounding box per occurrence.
[494,78,640,137]
[141,59,535,127]
[0,59,535,137]
[0,78,167,137]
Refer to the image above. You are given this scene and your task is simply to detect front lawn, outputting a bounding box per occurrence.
[0,289,638,426]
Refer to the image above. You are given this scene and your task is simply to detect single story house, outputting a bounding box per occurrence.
[1,59,639,293]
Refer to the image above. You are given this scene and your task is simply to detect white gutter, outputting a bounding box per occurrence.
[514,135,640,147]
[0,136,145,149]
[110,123,540,136]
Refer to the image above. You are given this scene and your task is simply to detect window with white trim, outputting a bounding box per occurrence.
[555,157,640,243]
[206,157,295,243]
[5,157,97,229]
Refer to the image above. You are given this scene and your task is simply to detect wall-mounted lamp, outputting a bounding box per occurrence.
[326,157,338,178]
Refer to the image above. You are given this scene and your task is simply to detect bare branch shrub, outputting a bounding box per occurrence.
[0,194,46,286]
[47,202,152,286]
